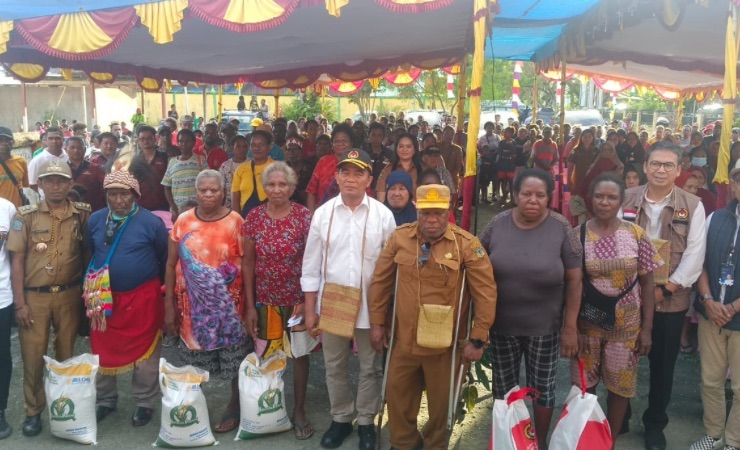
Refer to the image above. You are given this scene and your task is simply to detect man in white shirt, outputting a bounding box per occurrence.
[302,149,396,450]
[27,127,68,196]
[621,141,706,450]
[0,196,15,439]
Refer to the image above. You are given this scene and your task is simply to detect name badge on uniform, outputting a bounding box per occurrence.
[721,263,735,286]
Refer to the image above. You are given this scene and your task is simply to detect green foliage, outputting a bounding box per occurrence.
[625,90,667,111]
[282,92,336,122]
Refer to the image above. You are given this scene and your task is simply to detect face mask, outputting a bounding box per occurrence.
[692,157,707,167]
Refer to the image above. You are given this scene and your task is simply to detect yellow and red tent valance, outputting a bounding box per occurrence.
[13,9,138,60]
[539,69,575,82]
[383,68,421,86]
[188,0,301,33]
[654,87,681,100]
[591,77,634,94]
[329,80,364,94]
[137,77,164,92]
[3,63,48,83]
[375,0,453,13]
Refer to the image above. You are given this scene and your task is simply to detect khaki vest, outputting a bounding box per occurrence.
[622,185,700,312]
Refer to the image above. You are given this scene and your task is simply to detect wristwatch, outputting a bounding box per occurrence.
[660,285,673,298]
[700,293,713,303]
[471,339,485,349]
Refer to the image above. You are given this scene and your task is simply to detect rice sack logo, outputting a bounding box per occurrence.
[257,388,283,416]
[50,397,76,422]
[170,404,199,428]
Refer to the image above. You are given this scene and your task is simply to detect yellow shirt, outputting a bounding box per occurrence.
[0,156,28,207]
[232,158,273,208]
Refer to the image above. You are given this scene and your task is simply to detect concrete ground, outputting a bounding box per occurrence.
[1,201,715,449]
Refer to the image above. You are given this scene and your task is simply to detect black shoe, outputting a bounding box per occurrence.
[131,407,153,427]
[645,429,667,450]
[358,424,376,450]
[96,405,115,423]
[320,421,353,449]
[389,444,423,450]
[21,414,41,437]
[0,410,11,439]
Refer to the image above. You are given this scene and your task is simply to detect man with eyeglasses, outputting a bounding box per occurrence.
[368,184,496,450]
[621,141,707,450]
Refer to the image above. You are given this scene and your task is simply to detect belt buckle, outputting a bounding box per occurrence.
[49,285,61,293]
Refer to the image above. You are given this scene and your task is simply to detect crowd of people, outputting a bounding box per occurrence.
[0,108,737,450]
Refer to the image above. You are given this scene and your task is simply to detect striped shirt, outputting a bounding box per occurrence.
[161,154,205,210]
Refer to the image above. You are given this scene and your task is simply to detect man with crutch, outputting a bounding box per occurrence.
[369,184,498,450]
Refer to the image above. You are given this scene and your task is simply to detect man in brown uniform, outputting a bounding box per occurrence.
[369,184,497,450]
[8,160,90,437]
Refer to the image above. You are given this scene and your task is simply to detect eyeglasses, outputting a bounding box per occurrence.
[648,160,677,172]
[418,242,431,267]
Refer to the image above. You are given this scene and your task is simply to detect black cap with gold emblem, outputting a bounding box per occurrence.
[336,148,373,172]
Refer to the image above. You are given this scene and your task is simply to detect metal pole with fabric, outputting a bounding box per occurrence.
[21,82,28,132]
[217,85,223,123]
[557,57,566,213]
[274,89,280,120]
[160,83,166,119]
[532,73,539,122]
[713,5,738,209]
[90,82,97,126]
[461,0,490,232]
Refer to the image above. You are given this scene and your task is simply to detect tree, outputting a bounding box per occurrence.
[282,91,336,122]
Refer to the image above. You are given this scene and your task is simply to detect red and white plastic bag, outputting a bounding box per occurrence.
[489,386,539,450]
[550,360,612,450]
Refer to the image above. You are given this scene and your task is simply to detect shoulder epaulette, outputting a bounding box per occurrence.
[397,223,415,230]
[17,204,38,215]
[73,202,92,212]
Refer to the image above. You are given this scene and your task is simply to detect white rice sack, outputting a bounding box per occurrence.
[235,350,291,440]
[43,353,99,445]
[154,358,217,448]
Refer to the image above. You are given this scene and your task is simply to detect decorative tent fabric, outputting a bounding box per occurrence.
[590,77,634,94]
[0,0,471,88]
[382,68,422,86]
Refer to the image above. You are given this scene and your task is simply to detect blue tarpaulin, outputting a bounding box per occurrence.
[488,0,602,61]
[0,0,160,21]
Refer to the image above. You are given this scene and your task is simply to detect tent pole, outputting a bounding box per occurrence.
[217,85,223,122]
[140,89,144,116]
[455,58,468,133]
[161,83,167,119]
[532,72,538,122]
[274,90,280,120]
[461,0,489,232]
[82,86,88,127]
[21,82,28,132]
[676,94,685,130]
[90,82,97,127]
[184,86,190,117]
[712,4,738,209]
[203,85,208,123]
[558,58,566,214]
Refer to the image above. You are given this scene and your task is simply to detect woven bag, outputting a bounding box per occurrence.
[319,282,362,339]
[416,304,454,349]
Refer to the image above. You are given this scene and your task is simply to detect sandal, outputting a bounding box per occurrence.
[293,419,314,440]
[213,410,240,433]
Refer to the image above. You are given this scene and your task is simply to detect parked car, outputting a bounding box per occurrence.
[404,109,443,127]
[222,110,259,134]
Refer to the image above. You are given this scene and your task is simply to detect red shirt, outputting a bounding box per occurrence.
[194,145,229,170]
[302,139,317,159]
[307,154,339,204]
[137,151,169,211]
[69,161,106,211]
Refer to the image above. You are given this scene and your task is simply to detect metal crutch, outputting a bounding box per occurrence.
[447,270,467,431]
[376,270,399,450]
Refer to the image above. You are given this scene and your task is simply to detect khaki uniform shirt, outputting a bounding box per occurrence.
[7,200,90,287]
[369,223,497,356]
